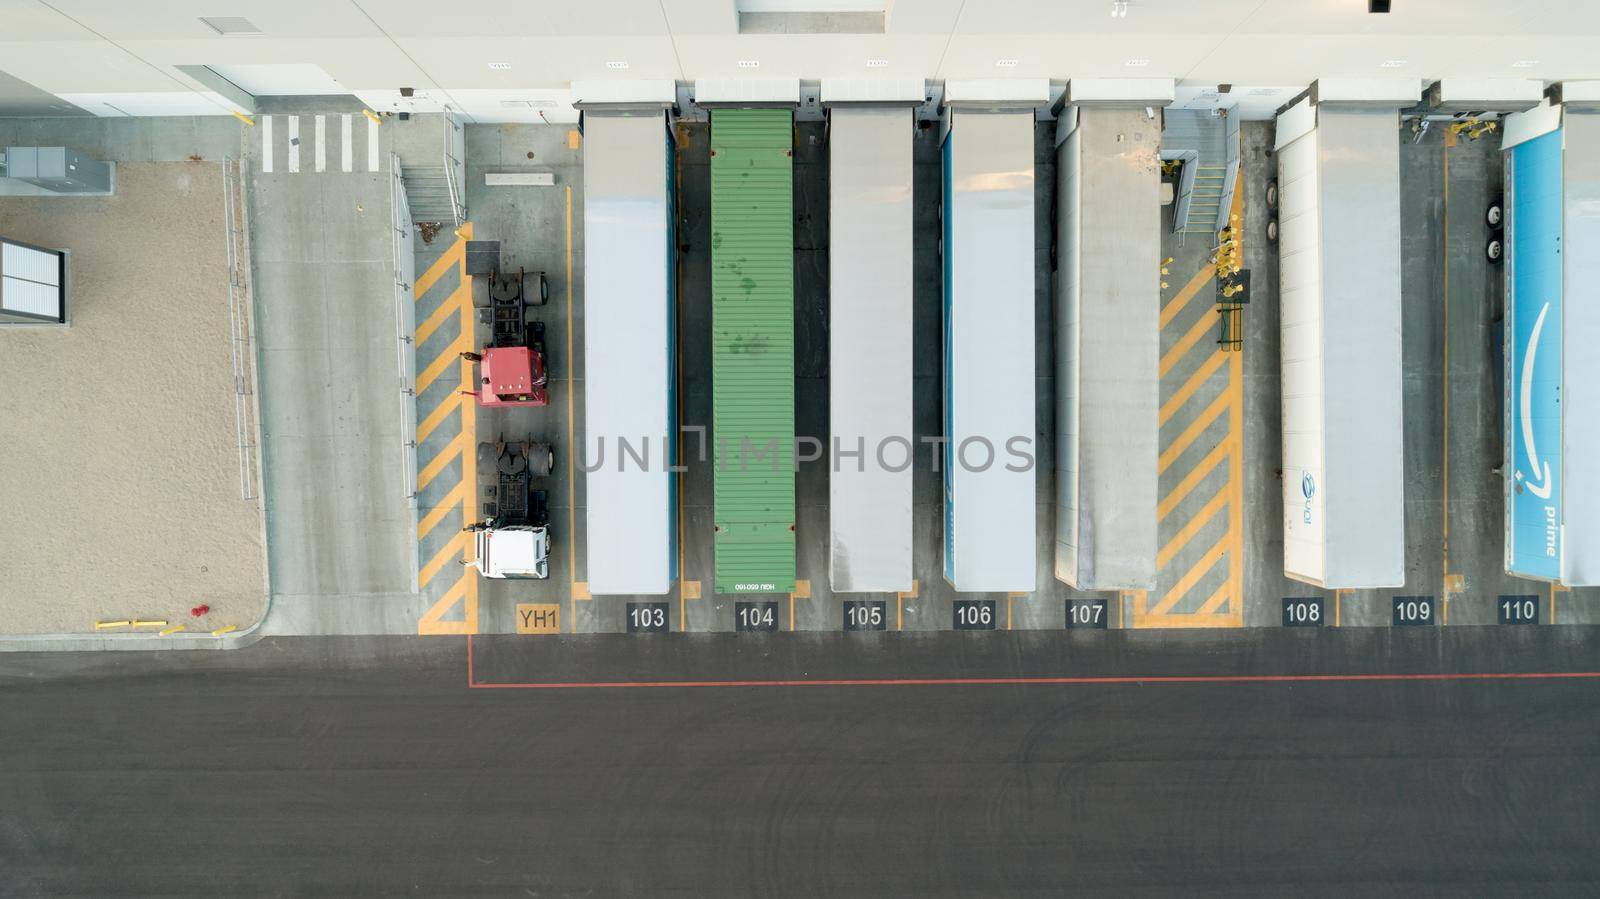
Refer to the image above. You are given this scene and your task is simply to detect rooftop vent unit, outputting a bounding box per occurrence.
[199,16,262,36]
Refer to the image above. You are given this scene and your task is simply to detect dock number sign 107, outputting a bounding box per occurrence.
[1065,599,1108,629]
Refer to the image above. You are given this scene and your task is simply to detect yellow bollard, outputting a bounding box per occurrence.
[231,110,256,127]
[211,625,238,636]
[362,109,382,126]
[132,619,168,629]
[158,624,186,636]
[95,620,131,630]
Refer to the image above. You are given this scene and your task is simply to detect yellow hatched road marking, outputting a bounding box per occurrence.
[418,575,478,635]
[416,391,465,443]
[417,432,466,491]
[1158,390,1229,474]
[1196,581,1233,616]
[415,242,465,299]
[1156,488,1228,569]
[415,286,467,345]
[419,531,469,588]
[1149,540,1227,617]
[1159,302,1219,377]
[1159,349,1227,425]
[1159,265,1216,329]
[1157,438,1230,521]
[418,481,467,538]
[417,334,469,394]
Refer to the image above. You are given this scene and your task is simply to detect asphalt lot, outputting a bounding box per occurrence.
[4,629,1600,895]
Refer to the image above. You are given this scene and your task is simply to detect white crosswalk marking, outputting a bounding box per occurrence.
[287,115,300,173]
[315,115,326,173]
[261,114,273,173]
[341,114,353,172]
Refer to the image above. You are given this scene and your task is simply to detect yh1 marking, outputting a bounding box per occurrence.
[1065,599,1108,629]
[843,600,886,632]
[735,601,779,633]
[627,602,670,633]
[954,600,996,631]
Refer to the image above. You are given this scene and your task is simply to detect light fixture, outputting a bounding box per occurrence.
[995,59,1019,68]
[1125,58,1150,68]
[1379,59,1408,68]
[488,62,512,71]
[866,58,889,68]
[199,16,261,36]
[1110,0,1129,17]
[606,60,629,70]
[1512,59,1540,68]
[737,59,760,69]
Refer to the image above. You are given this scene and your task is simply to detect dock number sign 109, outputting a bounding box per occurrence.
[1282,597,1325,627]
[735,601,778,632]
[843,600,886,632]
[1065,599,1108,629]
[953,600,996,631]
[1392,596,1437,626]
[626,602,669,633]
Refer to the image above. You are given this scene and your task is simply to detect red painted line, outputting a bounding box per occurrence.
[465,637,1600,690]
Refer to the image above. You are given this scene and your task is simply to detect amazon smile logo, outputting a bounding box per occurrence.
[1516,300,1558,558]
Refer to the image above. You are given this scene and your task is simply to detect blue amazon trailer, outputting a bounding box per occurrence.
[1501,99,1600,585]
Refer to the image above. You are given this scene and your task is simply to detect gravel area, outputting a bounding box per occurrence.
[0,162,267,636]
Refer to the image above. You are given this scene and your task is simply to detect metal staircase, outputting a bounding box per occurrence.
[1162,109,1240,238]
[401,165,455,224]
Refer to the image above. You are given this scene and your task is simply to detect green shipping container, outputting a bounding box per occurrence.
[711,108,796,595]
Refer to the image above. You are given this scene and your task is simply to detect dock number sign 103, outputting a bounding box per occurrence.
[626,602,670,633]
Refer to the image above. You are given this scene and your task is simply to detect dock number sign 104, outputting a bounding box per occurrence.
[735,601,778,632]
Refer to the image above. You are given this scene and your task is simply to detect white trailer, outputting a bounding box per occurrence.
[580,102,676,595]
[1053,102,1163,590]
[1501,94,1600,585]
[1273,80,1417,589]
[941,94,1040,593]
[826,99,916,593]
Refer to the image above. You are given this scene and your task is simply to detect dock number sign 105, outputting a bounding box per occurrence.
[1498,594,1539,625]
[626,602,669,633]
[735,601,778,632]
[1282,597,1325,627]
[1392,596,1437,626]
[843,600,886,632]
[953,600,996,631]
[1065,599,1108,629]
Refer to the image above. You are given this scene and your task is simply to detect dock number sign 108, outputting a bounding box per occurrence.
[843,600,886,632]
[735,601,778,632]
[1065,599,1108,629]
[953,600,996,631]
[626,602,669,633]
[1282,597,1325,627]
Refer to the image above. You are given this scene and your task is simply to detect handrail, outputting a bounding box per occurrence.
[221,156,260,501]
[443,111,466,227]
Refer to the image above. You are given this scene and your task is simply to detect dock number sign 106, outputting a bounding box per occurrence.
[843,600,886,632]
[1282,597,1325,627]
[1065,599,1108,629]
[735,601,778,632]
[626,602,669,633]
[953,600,996,631]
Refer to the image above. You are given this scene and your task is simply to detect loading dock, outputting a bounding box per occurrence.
[825,90,916,594]
[940,85,1040,593]
[1501,91,1600,586]
[581,103,677,595]
[1273,79,1417,589]
[710,107,796,596]
[1052,83,1166,590]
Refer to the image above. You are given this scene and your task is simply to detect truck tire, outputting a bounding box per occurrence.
[528,442,554,479]
[1486,235,1504,263]
[1265,179,1279,210]
[1486,200,1503,228]
[1265,218,1279,244]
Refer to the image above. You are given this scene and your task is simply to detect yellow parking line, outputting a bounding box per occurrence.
[1159,304,1219,377]
[565,185,578,629]
[1157,439,1230,522]
[417,432,466,491]
[416,391,465,444]
[1158,391,1229,474]
[415,287,467,345]
[1160,265,1216,329]
[1223,165,1247,624]
[419,531,469,588]
[417,334,469,394]
[1156,488,1228,569]
[417,482,467,538]
[1159,349,1227,425]
[418,574,477,635]
[1149,540,1227,617]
